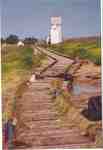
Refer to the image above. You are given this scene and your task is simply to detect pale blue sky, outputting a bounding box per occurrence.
[1,0,101,39]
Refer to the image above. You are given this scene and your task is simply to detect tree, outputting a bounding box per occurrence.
[23,37,38,45]
[6,34,19,44]
[1,38,5,44]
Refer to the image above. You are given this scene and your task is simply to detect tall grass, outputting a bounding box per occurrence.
[49,37,101,65]
[2,45,46,85]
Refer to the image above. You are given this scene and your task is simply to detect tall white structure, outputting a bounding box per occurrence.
[50,16,62,44]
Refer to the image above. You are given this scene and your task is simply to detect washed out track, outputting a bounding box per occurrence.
[15,47,93,149]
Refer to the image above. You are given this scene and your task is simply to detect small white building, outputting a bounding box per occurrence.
[50,16,62,44]
[17,41,24,47]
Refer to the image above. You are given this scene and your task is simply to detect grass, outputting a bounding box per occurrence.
[54,94,71,115]
[51,79,72,116]
[2,44,46,122]
[49,36,101,65]
[2,45,46,90]
[94,131,103,148]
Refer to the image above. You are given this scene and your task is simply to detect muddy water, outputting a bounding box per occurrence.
[72,83,98,96]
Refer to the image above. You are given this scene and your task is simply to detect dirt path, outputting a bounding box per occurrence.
[15,47,93,149]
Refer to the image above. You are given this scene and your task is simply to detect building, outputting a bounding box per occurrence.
[50,16,62,44]
[17,41,24,47]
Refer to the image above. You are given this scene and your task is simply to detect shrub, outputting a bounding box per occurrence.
[6,34,19,44]
[22,55,33,69]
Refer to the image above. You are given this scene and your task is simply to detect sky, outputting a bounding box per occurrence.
[1,0,101,39]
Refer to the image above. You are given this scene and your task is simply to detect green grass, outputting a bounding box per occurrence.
[2,45,46,86]
[49,37,101,65]
[2,45,41,74]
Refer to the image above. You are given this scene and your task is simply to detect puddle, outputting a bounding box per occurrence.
[72,83,98,96]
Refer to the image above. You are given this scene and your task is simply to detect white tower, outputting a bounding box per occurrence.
[50,16,62,44]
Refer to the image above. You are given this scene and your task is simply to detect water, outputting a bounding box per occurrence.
[72,83,97,96]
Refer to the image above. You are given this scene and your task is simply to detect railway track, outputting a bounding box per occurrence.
[14,46,93,149]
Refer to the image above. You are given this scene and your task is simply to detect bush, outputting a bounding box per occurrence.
[77,48,87,59]
[6,34,19,44]
[90,55,101,65]
[22,55,33,69]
